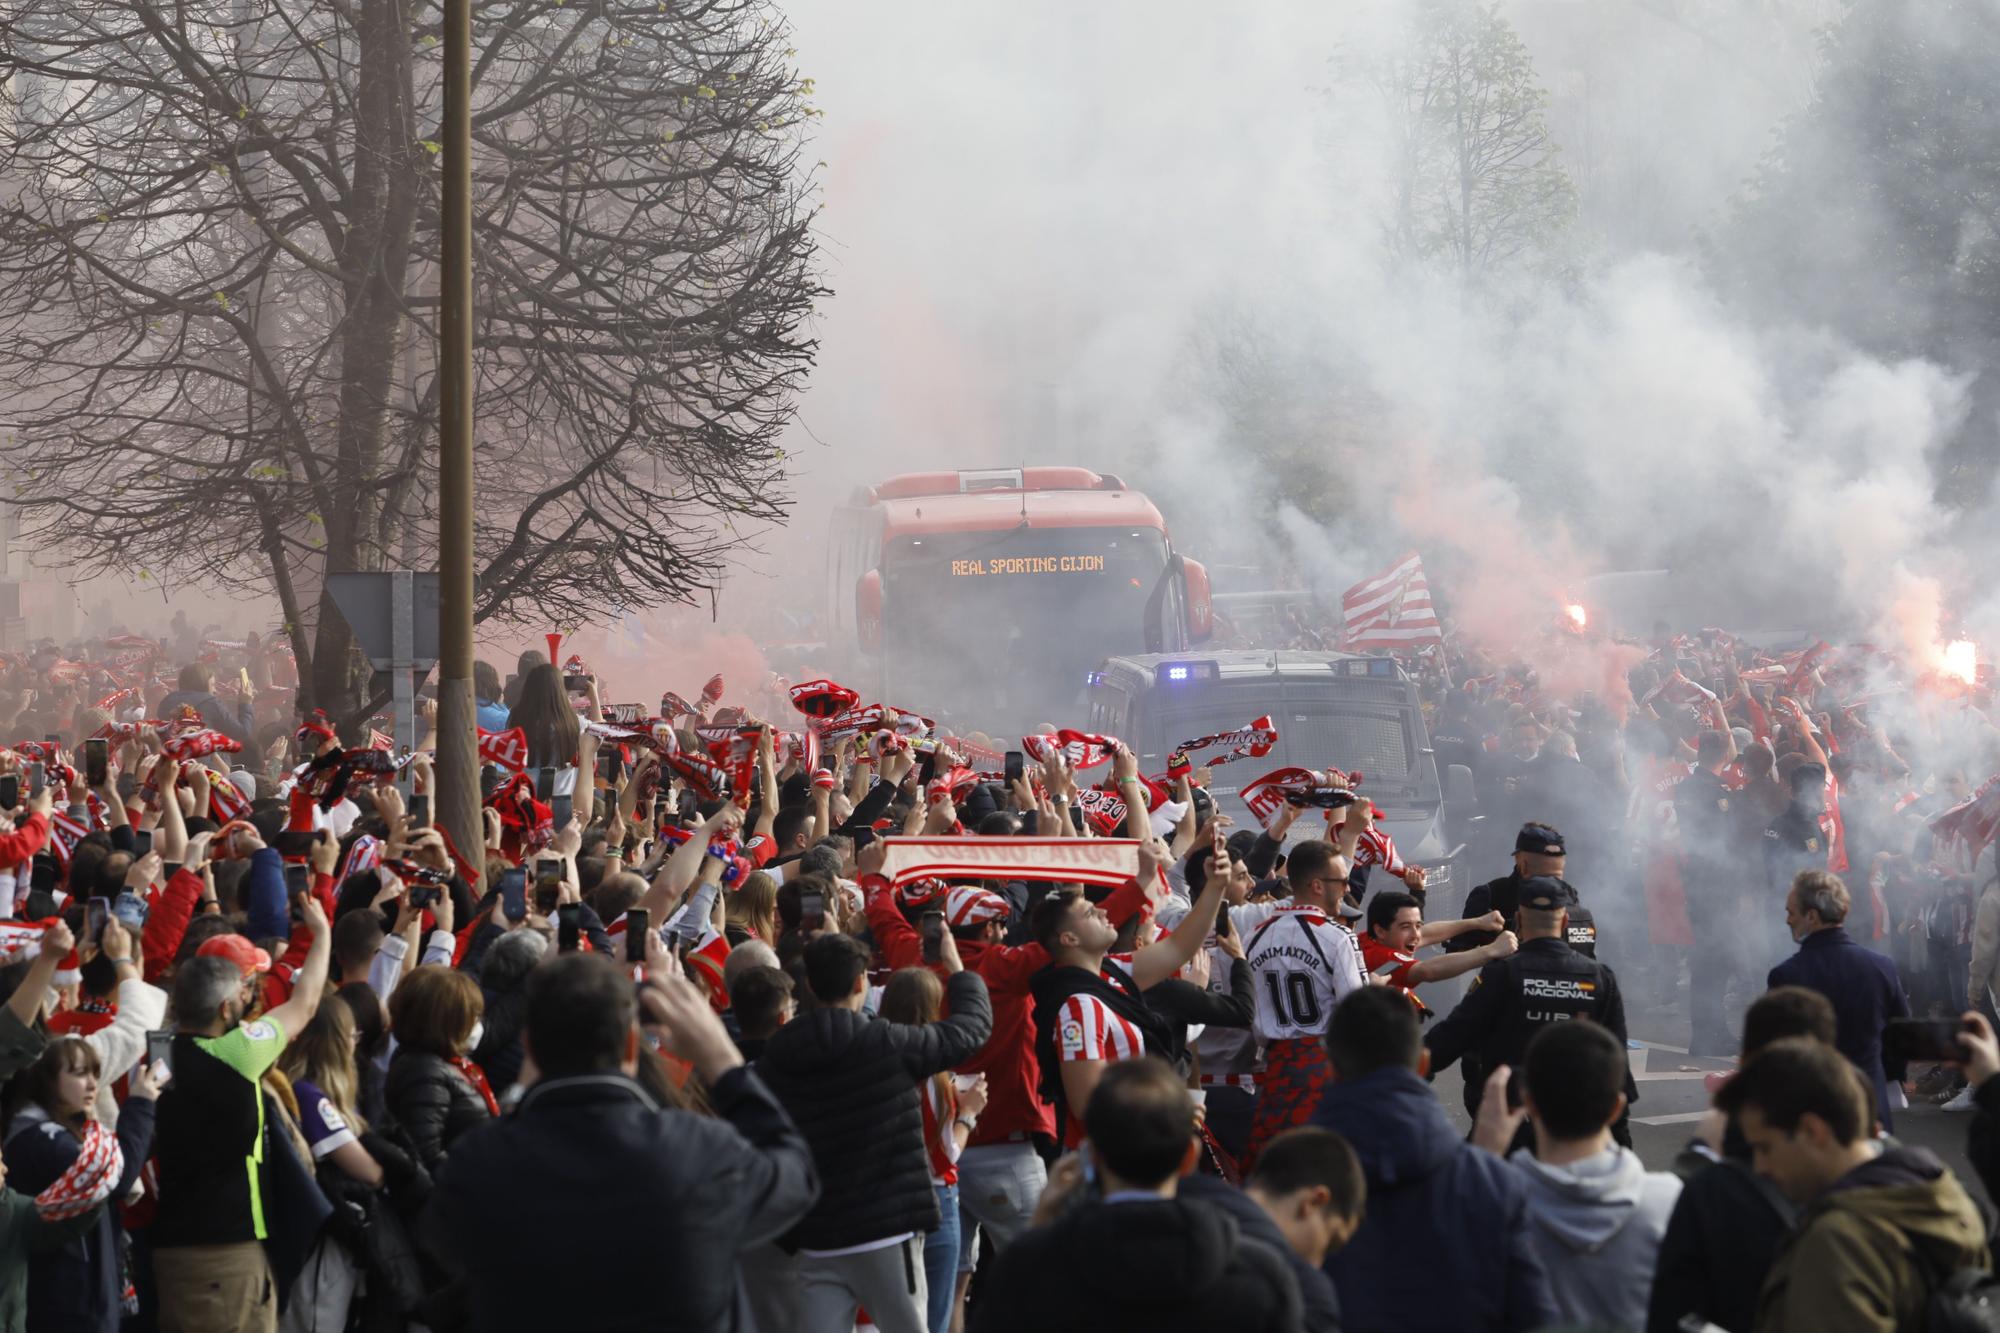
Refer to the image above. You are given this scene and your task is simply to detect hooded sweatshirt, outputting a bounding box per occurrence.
[1510,1144,1682,1332]
[1311,1066,1558,1332]
[970,1196,1301,1333]
[1756,1144,1988,1333]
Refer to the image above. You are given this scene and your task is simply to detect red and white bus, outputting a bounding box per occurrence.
[828,467,1214,727]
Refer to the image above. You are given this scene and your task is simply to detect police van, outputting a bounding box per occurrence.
[1084,651,1475,911]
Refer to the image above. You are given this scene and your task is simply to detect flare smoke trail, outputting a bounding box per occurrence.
[762,0,1999,699]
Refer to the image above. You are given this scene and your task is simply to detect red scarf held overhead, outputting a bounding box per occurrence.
[449,1055,502,1118]
[476,727,530,773]
[1173,715,1279,767]
[1021,729,1122,771]
[789,678,860,720]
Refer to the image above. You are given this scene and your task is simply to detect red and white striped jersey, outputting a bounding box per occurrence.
[1244,906,1365,1041]
[1351,826,1406,877]
[1055,993,1146,1065]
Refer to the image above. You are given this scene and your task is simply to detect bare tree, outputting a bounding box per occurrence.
[1375,0,1575,278]
[0,0,823,724]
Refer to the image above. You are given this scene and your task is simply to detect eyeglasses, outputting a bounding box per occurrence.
[1321,876,1350,887]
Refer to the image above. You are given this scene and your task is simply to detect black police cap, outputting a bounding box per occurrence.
[1515,823,1565,856]
[1517,875,1568,912]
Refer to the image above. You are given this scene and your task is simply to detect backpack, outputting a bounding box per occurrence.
[1911,1243,2000,1332]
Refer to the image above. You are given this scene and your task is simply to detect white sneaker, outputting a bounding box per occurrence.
[1941,1086,1978,1112]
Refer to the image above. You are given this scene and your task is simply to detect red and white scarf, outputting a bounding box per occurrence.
[476,727,530,774]
[1173,715,1279,768]
[34,1118,123,1221]
[1021,730,1121,771]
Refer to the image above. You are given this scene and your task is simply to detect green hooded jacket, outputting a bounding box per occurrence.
[1757,1144,1988,1333]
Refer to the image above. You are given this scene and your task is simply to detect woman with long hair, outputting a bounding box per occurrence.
[726,871,780,948]
[3,1037,162,1333]
[503,661,581,774]
[383,966,495,1172]
[279,996,383,1187]
[878,968,988,1333]
[276,996,388,1331]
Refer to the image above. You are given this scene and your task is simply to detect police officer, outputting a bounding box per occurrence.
[1424,876,1635,1143]
[1676,730,1749,1056]
[1762,761,1830,969]
[1446,822,1598,959]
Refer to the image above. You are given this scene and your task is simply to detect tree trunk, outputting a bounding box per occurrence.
[313,0,422,732]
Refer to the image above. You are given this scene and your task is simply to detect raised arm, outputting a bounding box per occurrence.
[1131,838,1224,991]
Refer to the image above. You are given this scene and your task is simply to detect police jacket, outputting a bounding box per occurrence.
[1446,873,1597,957]
[1763,804,1827,896]
[1673,768,1738,885]
[1424,936,1631,1103]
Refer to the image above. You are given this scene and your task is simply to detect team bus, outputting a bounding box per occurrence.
[828,468,1213,730]
[1085,649,1475,909]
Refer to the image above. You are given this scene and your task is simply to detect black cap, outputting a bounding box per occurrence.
[1790,762,1827,792]
[1515,823,1566,856]
[1518,875,1568,912]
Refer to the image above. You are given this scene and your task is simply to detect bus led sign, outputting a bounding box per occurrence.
[951,555,1108,576]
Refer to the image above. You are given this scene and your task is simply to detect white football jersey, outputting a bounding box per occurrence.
[1244,905,1365,1041]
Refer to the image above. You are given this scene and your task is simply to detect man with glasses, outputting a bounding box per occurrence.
[1240,840,1369,1167]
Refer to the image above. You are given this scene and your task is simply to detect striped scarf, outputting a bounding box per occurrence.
[35,1118,124,1221]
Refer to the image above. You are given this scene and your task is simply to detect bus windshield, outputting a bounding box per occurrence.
[880,527,1171,716]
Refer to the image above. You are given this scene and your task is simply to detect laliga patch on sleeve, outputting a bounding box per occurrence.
[1059,1020,1086,1056]
[242,1021,279,1043]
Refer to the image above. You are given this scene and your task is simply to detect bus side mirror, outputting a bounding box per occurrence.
[1181,557,1213,643]
[856,569,882,653]
[1446,764,1477,817]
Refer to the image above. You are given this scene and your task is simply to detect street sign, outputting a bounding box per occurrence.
[325,571,440,783]
[325,572,440,671]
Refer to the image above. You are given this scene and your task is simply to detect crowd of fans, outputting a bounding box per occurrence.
[0,617,1991,1332]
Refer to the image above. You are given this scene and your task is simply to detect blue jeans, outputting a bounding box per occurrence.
[922,1183,959,1333]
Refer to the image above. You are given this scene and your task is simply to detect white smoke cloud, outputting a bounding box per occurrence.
[765,0,1990,685]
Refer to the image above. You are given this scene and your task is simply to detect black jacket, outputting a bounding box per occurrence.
[1646,1150,1796,1333]
[1426,937,1631,1101]
[4,1099,154,1333]
[972,1195,1301,1333]
[1179,1174,1340,1330]
[384,1049,494,1174]
[426,1068,817,1333]
[1140,960,1255,1077]
[756,969,991,1250]
[1445,873,1596,957]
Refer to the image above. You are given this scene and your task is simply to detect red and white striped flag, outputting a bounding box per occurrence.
[368,728,394,752]
[1341,552,1443,651]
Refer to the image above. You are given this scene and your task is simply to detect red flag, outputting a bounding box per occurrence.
[700,674,726,706]
[1341,553,1443,651]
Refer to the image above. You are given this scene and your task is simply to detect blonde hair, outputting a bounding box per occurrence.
[280,992,368,1133]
